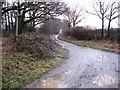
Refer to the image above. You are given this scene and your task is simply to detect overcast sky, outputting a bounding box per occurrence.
[60,0,119,29]
[6,0,119,29]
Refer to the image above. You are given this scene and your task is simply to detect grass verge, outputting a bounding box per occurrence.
[2,46,68,88]
[58,34,119,54]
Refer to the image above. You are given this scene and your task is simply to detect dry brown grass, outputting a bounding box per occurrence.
[59,34,119,53]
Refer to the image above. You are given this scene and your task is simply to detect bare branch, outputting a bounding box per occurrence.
[64,6,85,27]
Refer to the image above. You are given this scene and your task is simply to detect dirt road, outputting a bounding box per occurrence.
[22,34,119,88]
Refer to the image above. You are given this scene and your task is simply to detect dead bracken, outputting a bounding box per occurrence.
[2,32,59,59]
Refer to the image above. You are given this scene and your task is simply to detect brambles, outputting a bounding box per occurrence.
[2,32,58,59]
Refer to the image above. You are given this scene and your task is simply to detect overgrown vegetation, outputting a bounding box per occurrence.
[2,33,57,59]
[2,33,68,88]
[60,26,119,53]
[63,26,120,41]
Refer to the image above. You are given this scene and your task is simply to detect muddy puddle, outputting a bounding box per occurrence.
[24,70,72,88]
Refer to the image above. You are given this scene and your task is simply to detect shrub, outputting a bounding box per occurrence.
[62,28,73,36]
[62,26,119,41]
[72,27,90,40]
[63,26,102,40]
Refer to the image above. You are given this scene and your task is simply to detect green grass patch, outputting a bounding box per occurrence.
[2,46,68,88]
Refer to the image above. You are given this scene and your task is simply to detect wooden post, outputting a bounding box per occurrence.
[15,11,20,42]
[16,12,19,37]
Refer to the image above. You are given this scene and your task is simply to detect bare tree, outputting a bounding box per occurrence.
[2,1,68,36]
[64,6,85,28]
[63,9,72,28]
[87,0,110,38]
[106,0,120,38]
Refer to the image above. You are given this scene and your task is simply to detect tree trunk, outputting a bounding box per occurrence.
[32,12,35,31]
[73,20,75,27]
[101,18,104,38]
[107,19,111,38]
[10,12,14,30]
[7,2,11,32]
[7,11,11,32]
[33,20,35,30]
[19,16,24,34]
[5,13,7,32]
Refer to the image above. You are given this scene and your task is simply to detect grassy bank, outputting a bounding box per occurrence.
[59,34,119,53]
[2,32,69,88]
[2,46,68,88]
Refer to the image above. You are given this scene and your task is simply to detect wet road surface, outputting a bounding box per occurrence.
[22,35,119,88]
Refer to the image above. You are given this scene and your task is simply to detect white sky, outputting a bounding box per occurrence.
[7,0,119,29]
[60,0,119,29]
